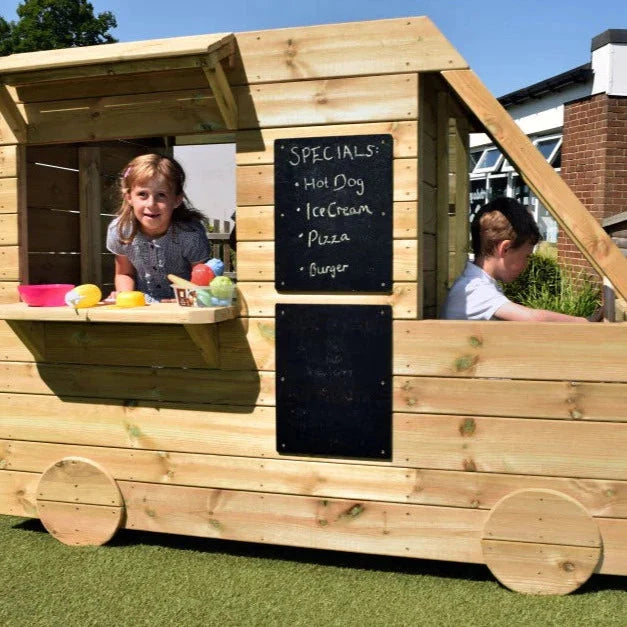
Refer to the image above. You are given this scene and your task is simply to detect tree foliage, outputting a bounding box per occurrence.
[0,0,117,55]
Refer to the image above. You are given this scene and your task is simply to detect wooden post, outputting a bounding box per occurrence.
[452,115,470,278]
[79,147,102,286]
[435,89,450,312]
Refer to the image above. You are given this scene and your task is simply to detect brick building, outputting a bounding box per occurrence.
[470,29,627,280]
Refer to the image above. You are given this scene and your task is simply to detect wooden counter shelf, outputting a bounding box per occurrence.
[0,302,236,324]
[0,302,237,368]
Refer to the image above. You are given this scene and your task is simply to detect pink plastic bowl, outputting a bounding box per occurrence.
[18,284,75,307]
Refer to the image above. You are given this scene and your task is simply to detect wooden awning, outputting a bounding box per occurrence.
[0,32,238,141]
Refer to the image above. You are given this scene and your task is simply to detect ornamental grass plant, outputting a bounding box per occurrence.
[502,253,601,318]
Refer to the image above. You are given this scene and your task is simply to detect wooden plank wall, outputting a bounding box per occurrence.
[0,145,20,302]
[0,18,625,580]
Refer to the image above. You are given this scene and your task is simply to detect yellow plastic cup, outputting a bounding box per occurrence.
[114,291,146,308]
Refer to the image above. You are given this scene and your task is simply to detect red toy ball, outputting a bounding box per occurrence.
[190,264,215,286]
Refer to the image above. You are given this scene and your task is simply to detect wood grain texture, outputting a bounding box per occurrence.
[0,213,17,246]
[23,89,224,145]
[121,481,486,564]
[482,539,600,595]
[0,468,625,576]
[36,456,123,506]
[393,320,627,382]
[0,282,19,304]
[0,302,236,324]
[0,33,234,75]
[482,489,601,594]
[396,414,627,480]
[0,246,18,280]
[37,500,123,546]
[0,178,18,213]
[3,438,627,517]
[393,377,627,422]
[443,69,627,301]
[235,281,418,319]
[0,145,17,177]
[483,489,601,547]
[232,17,467,85]
[237,74,417,131]
[235,121,418,165]
[0,362,274,405]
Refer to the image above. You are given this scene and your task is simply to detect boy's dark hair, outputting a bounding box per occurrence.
[471,197,541,259]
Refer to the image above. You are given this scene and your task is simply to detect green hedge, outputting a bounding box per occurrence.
[502,253,600,317]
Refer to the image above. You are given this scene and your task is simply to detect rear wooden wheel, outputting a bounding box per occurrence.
[36,457,124,546]
[482,489,601,595]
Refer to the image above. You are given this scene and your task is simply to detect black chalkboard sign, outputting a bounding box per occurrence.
[276,304,392,459]
[274,135,393,292]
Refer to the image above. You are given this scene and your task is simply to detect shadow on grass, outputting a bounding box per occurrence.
[12,518,626,593]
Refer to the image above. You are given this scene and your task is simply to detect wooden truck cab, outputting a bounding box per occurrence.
[0,17,625,595]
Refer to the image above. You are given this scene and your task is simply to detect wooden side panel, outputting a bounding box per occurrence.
[394,377,627,422]
[1,469,624,575]
[23,89,224,145]
[0,362,274,405]
[0,178,18,212]
[236,281,418,319]
[0,145,18,177]
[3,438,627,518]
[122,481,486,564]
[394,320,627,382]
[0,213,17,246]
[1,389,626,480]
[236,121,418,165]
[396,414,627,480]
[0,282,19,304]
[0,246,19,280]
[232,17,467,85]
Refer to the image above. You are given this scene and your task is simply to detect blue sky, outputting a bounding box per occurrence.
[1,0,626,96]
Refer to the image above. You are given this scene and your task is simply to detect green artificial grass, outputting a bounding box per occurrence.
[1,515,625,626]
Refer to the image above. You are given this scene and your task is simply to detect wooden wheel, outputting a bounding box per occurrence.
[36,457,124,546]
[482,489,601,595]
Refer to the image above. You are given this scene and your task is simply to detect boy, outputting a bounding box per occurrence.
[442,197,589,322]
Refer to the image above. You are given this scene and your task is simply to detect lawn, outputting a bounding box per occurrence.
[1,515,624,626]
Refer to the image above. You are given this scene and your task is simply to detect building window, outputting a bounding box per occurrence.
[469,134,562,245]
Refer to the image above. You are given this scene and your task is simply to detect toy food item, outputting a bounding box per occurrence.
[209,276,234,305]
[206,258,224,276]
[115,291,146,308]
[190,263,215,286]
[65,284,102,309]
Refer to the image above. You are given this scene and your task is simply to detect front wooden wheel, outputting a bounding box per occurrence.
[481,489,602,595]
[36,456,124,546]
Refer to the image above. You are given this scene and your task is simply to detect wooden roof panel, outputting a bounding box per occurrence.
[0,33,234,79]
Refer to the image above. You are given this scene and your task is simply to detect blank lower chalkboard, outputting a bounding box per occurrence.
[274,134,393,292]
[276,304,392,459]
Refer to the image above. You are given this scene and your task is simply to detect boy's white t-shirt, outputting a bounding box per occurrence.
[441,261,510,320]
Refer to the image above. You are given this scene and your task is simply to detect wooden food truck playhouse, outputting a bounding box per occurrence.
[0,17,626,596]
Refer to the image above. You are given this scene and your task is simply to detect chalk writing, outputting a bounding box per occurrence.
[275,134,393,292]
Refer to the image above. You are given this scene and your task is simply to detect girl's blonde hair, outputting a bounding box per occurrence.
[115,153,205,244]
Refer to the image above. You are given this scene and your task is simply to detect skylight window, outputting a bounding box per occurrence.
[472,147,503,173]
